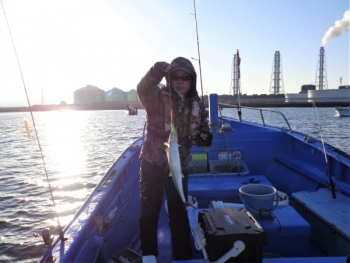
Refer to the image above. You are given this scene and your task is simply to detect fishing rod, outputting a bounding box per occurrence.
[192,0,210,172]
[1,1,67,242]
[236,50,243,122]
[312,102,336,199]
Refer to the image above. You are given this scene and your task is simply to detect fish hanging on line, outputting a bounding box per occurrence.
[164,123,186,203]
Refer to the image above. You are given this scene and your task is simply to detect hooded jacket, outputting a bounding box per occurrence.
[137,57,207,169]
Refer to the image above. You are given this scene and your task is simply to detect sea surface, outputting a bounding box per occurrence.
[0,107,349,263]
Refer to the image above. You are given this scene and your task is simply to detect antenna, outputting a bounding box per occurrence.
[269,51,285,94]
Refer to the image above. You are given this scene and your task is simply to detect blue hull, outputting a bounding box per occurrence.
[40,94,350,263]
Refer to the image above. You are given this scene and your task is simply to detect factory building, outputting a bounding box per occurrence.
[126,89,139,102]
[286,86,350,103]
[105,88,125,102]
[308,88,350,102]
[74,85,105,104]
[74,85,140,105]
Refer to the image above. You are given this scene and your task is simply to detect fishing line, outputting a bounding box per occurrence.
[0,1,67,241]
[312,102,336,199]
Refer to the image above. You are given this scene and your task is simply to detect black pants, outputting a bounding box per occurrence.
[139,160,193,260]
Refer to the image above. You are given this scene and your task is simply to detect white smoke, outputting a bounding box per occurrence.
[322,10,350,46]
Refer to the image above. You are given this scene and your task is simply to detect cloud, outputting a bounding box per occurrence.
[322,10,350,46]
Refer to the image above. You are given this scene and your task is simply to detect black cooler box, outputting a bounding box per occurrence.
[198,208,267,263]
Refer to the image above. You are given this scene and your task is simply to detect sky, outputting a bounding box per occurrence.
[0,0,349,106]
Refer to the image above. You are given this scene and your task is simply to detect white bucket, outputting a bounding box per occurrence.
[208,201,244,209]
[165,195,198,214]
[239,184,278,217]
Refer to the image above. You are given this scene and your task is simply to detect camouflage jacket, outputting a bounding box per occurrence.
[137,66,207,170]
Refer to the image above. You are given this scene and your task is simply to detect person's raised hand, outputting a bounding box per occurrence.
[150,62,171,79]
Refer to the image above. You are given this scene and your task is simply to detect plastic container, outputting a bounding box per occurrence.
[165,195,198,213]
[198,208,266,263]
[239,184,278,218]
[208,200,244,209]
[209,159,249,175]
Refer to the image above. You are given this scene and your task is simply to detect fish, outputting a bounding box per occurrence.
[164,123,186,203]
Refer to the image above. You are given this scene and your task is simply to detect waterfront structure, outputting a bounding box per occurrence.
[308,88,350,102]
[105,88,125,102]
[286,86,350,103]
[74,85,105,104]
[269,51,285,95]
[126,89,139,102]
[285,84,315,103]
[220,94,285,105]
[315,47,328,90]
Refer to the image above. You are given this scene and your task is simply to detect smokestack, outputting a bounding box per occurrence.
[269,51,284,95]
[315,47,328,90]
[322,10,350,46]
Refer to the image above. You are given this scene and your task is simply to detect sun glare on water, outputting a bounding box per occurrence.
[34,111,92,218]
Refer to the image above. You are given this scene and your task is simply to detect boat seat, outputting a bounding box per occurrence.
[292,188,350,256]
[188,175,273,208]
[275,156,350,195]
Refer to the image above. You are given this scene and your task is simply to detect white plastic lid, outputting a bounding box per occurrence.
[142,255,157,263]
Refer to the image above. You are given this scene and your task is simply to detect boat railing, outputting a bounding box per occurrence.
[219,103,293,133]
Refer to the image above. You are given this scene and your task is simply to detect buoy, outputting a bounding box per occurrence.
[24,119,31,138]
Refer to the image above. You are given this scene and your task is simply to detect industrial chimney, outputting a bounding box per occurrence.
[315,47,328,90]
[269,51,285,95]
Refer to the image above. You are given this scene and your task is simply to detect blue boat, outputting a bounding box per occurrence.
[39,94,350,263]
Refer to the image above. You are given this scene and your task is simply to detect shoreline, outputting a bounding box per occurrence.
[0,101,348,113]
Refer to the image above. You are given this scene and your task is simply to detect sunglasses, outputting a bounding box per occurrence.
[170,75,191,81]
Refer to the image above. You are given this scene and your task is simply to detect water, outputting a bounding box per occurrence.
[0,108,349,262]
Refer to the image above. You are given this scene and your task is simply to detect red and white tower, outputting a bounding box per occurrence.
[230,50,241,95]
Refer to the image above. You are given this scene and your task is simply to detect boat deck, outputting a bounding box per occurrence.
[155,172,348,263]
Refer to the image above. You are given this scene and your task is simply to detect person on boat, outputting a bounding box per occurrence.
[137,57,212,260]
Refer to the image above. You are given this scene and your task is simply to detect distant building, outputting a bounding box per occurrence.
[308,89,350,102]
[105,87,125,102]
[74,85,105,104]
[285,93,308,103]
[219,94,285,104]
[300,84,316,93]
[286,85,350,103]
[126,89,139,102]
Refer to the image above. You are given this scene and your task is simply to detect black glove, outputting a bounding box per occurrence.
[150,62,170,79]
[195,128,213,147]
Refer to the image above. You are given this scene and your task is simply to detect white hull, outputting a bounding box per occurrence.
[334,107,350,117]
